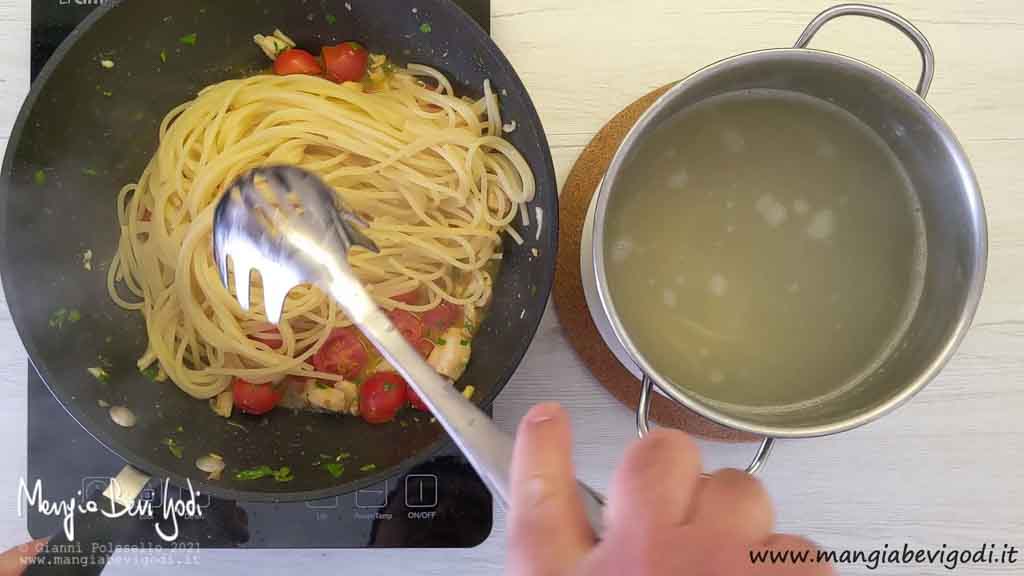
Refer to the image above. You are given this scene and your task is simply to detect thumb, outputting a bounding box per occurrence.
[507,403,594,576]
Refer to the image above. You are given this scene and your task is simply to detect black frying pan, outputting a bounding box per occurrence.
[1,0,555,511]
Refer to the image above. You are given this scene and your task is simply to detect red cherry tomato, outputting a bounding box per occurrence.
[232,378,283,415]
[392,290,421,305]
[415,339,435,359]
[359,372,407,424]
[422,302,463,331]
[313,328,368,380]
[387,310,423,346]
[250,324,283,350]
[322,42,369,83]
[273,48,323,76]
[408,387,429,412]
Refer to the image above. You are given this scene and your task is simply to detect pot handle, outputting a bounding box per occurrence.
[637,375,774,475]
[794,3,934,98]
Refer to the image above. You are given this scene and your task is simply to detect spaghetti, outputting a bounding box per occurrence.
[107,62,533,410]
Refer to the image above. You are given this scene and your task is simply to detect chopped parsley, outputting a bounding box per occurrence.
[102,90,113,97]
[322,462,344,478]
[33,169,46,186]
[82,168,98,177]
[176,425,184,433]
[87,367,110,383]
[235,466,270,480]
[179,33,198,46]
[460,339,470,346]
[235,465,294,482]
[49,308,67,328]
[325,13,338,24]
[437,338,447,345]
[141,364,160,380]
[315,450,350,467]
[359,464,377,473]
[419,22,432,33]
[50,307,81,329]
[159,49,167,63]
[161,437,184,459]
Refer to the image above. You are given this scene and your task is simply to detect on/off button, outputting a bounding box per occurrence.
[405,474,438,508]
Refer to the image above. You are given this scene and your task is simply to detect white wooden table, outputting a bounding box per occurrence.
[1,1,1023,574]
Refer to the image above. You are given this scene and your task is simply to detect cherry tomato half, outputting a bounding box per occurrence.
[415,339,435,359]
[387,309,423,346]
[322,42,369,83]
[408,387,429,412]
[359,372,408,424]
[232,378,283,415]
[249,324,283,350]
[392,290,422,305]
[422,302,463,331]
[313,327,368,380]
[273,48,323,76]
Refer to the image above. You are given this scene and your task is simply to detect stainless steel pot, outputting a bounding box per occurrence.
[587,4,987,472]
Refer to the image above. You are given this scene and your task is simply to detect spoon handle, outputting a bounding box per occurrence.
[326,263,606,537]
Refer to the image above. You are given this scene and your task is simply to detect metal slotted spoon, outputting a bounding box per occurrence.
[213,166,606,535]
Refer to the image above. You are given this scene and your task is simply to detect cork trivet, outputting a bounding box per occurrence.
[554,84,757,442]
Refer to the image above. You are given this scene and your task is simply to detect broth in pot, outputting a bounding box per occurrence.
[603,90,926,411]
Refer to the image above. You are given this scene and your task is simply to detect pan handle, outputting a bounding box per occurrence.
[637,375,774,475]
[794,3,935,99]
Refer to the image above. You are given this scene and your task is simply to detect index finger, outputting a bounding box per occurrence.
[507,403,593,576]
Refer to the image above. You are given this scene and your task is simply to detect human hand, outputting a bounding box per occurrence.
[507,403,834,576]
[0,539,47,576]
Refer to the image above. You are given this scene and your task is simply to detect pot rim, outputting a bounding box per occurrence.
[591,47,988,439]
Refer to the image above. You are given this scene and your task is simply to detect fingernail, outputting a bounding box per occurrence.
[526,403,562,424]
